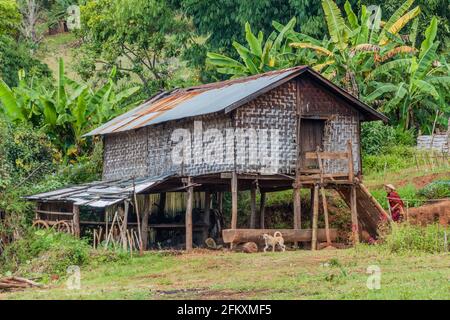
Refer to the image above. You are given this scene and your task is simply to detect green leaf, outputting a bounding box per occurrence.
[0,79,23,121]
[419,17,437,59]
[365,84,400,101]
[245,22,262,57]
[344,1,358,29]
[322,0,348,50]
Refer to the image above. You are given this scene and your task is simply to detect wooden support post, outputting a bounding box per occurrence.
[309,188,314,227]
[231,172,238,230]
[122,202,129,250]
[293,187,301,230]
[203,191,211,240]
[185,178,194,252]
[217,192,223,214]
[311,184,319,250]
[72,204,80,238]
[347,140,354,182]
[141,196,149,251]
[260,192,266,229]
[158,192,166,219]
[350,185,360,245]
[320,187,331,245]
[249,183,256,228]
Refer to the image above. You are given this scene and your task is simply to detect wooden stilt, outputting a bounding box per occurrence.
[293,187,301,230]
[350,185,360,245]
[320,187,331,245]
[312,184,319,250]
[260,192,266,229]
[158,192,166,219]
[309,188,314,227]
[141,196,149,251]
[203,191,211,241]
[249,183,256,228]
[122,202,129,250]
[185,178,194,252]
[231,172,238,230]
[293,185,301,248]
[218,192,223,214]
[72,204,80,238]
[347,140,354,182]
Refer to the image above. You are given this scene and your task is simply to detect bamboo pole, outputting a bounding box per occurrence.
[72,205,80,238]
[132,180,143,255]
[203,191,211,240]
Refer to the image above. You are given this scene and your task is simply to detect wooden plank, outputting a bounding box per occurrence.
[122,202,129,250]
[222,228,338,244]
[185,177,193,252]
[358,182,391,222]
[305,151,349,160]
[35,210,73,216]
[231,172,238,229]
[250,184,256,228]
[72,205,80,238]
[141,196,149,251]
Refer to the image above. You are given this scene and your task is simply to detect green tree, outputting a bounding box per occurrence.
[77,0,193,94]
[0,0,21,36]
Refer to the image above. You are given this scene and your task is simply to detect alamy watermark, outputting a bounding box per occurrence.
[366,265,381,290]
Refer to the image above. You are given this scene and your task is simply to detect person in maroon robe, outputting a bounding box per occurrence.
[384,184,405,222]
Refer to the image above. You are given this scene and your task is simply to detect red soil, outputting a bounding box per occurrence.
[407,200,450,226]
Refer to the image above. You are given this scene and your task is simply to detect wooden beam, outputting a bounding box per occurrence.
[35,209,73,216]
[320,187,331,245]
[141,196,149,251]
[122,202,129,250]
[311,184,319,250]
[249,183,257,228]
[185,178,194,252]
[305,151,349,160]
[231,171,238,230]
[72,205,80,238]
[203,191,211,240]
[350,185,360,245]
[347,140,354,182]
[222,228,338,244]
[260,192,266,229]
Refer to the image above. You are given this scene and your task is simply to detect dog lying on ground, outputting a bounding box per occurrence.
[262,231,286,252]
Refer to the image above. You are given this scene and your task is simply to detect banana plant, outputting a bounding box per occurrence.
[0,58,141,161]
[206,18,303,78]
[364,17,450,131]
[288,0,421,97]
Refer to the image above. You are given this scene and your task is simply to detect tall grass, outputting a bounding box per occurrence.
[382,223,449,254]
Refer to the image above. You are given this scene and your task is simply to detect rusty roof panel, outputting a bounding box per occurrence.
[85,66,387,136]
[85,67,304,136]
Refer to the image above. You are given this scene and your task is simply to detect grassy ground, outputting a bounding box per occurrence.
[1,246,449,300]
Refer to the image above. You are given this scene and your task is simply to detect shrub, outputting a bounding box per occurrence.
[383,223,448,254]
[0,229,91,276]
[418,180,450,200]
[363,145,416,174]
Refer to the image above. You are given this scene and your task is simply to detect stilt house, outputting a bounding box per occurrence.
[26,66,390,251]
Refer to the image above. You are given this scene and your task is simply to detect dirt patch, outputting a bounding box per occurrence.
[407,200,450,226]
[371,172,450,190]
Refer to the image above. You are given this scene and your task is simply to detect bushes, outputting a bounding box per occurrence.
[0,228,129,278]
[361,122,415,156]
[382,223,448,254]
[418,180,450,200]
[363,145,417,174]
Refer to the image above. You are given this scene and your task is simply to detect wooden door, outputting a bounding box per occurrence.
[299,119,325,169]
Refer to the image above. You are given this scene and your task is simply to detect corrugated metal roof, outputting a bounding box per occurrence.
[85,66,387,136]
[24,175,172,208]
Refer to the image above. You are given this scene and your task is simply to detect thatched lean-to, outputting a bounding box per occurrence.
[27,66,390,251]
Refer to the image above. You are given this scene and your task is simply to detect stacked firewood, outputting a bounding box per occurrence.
[0,276,42,291]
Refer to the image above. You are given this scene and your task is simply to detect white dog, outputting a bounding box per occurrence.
[262,231,286,252]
